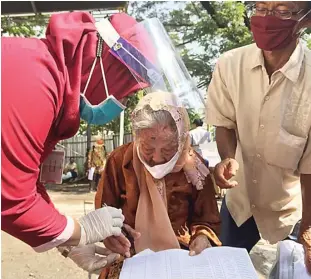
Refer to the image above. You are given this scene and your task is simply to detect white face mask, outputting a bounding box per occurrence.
[137,146,180,179]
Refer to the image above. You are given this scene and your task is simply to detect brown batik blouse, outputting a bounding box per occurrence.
[95,142,221,279]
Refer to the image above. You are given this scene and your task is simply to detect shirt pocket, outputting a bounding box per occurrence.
[264,128,307,170]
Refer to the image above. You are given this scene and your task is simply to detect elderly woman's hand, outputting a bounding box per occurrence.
[104,224,141,258]
[189,235,212,256]
[58,244,120,274]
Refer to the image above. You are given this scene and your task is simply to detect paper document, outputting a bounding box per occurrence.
[120,247,258,279]
[39,150,65,184]
[269,240,311,279]
[88,167,95,181]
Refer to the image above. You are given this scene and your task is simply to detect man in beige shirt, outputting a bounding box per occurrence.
[206,1,311,273]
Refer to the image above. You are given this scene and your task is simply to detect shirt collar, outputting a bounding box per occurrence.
[250,41,305,83]
[279,42,304,83]
[249,44,265,70]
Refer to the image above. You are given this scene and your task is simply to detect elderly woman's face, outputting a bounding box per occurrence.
[138,124,178,166]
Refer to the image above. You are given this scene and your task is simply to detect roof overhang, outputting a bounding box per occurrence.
[1,1,127,16]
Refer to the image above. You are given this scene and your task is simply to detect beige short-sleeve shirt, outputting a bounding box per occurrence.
[206,42,311,244]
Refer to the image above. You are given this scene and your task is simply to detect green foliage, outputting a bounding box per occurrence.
[129,1,254,89]
[303,34,311,49]
[187,108,201,125]
[1,15,48,37]
[5,2,310,136]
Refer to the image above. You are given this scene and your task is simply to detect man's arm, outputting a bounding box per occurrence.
[206,55,237,160]
[300,174,311,274]
[298,127,311,274]
[206,56,239,188]
[215,127,237,160]
[63,163,69,174]
[301,174,311,222]
[73,162,78,173]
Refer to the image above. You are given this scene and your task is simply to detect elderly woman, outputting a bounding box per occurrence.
[95,91,221,278]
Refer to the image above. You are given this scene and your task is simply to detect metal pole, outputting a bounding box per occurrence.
[86,124,91,150]
[119,111,125,146]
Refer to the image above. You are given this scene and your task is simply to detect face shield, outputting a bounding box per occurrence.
[96,17,205,113]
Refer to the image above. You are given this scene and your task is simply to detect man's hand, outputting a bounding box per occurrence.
[214,158,239,189]
[58,244,120,274]
[189,235,212,256]
[104,224,141,258]
[299,226,311,274]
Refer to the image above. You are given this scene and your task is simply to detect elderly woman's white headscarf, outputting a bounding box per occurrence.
[131,91,210,253]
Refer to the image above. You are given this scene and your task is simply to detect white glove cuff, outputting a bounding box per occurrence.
[78,221,87,246]
[33,216,75,252]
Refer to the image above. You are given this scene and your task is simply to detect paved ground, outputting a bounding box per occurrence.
[1,185,277,279]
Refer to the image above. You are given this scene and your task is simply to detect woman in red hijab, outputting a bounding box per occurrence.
[1,11,149,273]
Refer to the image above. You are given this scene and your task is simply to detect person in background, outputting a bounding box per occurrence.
[190,118,211,165]
[206,1,311,273]
[88,138,107,191]
[62,157,78,182]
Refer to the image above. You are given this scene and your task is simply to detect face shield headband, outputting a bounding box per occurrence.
[95,18,165,90]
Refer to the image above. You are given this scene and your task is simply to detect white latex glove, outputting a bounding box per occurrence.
[58,244,120,274]
[79,206,124,246]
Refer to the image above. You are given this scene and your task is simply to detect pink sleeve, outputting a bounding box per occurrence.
[1,37,70,249]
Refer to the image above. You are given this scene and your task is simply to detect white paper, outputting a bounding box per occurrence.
[40,150,65,184]
[120,247,258,279]
[88,167,95,181]
[95,18,120,48]
[274,240,311,279]
[133,249,155,258]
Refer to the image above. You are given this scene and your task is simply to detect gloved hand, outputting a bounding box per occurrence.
[58,244,120,274]
[78,206,124,246]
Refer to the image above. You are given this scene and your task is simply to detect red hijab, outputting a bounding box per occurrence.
[43,12,150,138]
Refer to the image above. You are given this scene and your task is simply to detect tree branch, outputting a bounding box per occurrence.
[198,80,210,89]
[191,2,202,18]
[237,1,251,31]
[200,1,226,28]
[164,23,195,28]
[243,11,251,31]
[176,38,197,47]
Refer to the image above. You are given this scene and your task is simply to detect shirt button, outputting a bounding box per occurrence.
[256,154,261,159]
[260,124,265,129]
[264,96,270,101]
[251,204,256,209]
[253,179,257,184]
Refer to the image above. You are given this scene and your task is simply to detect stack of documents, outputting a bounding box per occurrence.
[120,247,258,279]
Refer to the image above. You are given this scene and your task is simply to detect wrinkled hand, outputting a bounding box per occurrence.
[59,244,120,274]
[104,224,141,258]
[214,158,239,189]
[299,226,311,274]
[189,235,212,256]
[79,206,124,246]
